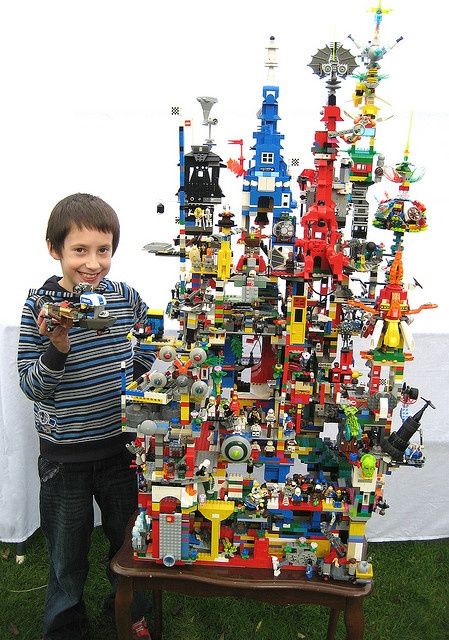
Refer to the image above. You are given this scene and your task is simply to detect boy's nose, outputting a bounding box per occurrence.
[85,255,101,269]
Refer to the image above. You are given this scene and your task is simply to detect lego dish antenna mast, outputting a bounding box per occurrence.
[197,96,218,149]
[308,42,358,105]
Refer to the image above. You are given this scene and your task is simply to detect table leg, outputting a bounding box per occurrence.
[327,608,339,640]
[115,576,134,640]
[152,590,163,640]
[344,598,365,640]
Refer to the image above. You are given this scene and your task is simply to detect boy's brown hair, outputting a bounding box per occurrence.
[46,193,120,256]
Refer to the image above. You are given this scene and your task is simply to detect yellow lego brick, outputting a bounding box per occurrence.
[199,500,235,520]
[217,240,232,281]
[290,328,306,344]
[348,521,366,537]
[356,563,373,580]
[311,539,331,557]
[147,308,164,316]
[328,302,337,319]
[236,535,251,542]
[125,392,168,405]
[181,505,198,515]
[322,501,346,512]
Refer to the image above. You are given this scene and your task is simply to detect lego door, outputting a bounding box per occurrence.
[159,513,183,566]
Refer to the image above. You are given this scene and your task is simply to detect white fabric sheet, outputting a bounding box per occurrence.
[1,324,448,542]
[366,332,449,541]
[0,324,39,542]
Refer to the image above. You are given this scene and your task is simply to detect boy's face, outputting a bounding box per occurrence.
[48,225,113,291]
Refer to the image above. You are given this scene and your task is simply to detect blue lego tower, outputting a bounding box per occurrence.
[242,36,297,245]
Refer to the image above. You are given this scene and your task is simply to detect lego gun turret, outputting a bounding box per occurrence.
[381,398,435,461]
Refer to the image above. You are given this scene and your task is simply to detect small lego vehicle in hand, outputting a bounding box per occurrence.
[42,283,117,334]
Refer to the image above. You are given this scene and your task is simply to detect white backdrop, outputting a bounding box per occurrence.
[0,0,447,330]
[0,0,448,542]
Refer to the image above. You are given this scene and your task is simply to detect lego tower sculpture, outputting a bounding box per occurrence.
[122,7,435,582]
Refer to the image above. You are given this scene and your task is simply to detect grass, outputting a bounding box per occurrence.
[1,528,448,640]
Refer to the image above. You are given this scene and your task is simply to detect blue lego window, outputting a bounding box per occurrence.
[261,152,274,164]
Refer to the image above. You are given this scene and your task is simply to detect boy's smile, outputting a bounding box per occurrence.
[48,225,113,292]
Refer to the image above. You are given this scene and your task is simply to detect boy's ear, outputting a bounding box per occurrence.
[47,240,61,260]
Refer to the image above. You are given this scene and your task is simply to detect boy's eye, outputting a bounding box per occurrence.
[74,248,86,253]
[99,247,111,254]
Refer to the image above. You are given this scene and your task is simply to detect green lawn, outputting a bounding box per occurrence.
[1,528,448,640]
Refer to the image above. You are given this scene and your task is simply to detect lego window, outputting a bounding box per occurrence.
[261,152,274,164]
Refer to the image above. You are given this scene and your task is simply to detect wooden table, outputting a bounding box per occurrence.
[111,524,372,640]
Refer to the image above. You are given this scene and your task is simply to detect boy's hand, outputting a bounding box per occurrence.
[37,309,71,354]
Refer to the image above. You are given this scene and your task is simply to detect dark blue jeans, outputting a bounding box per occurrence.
[39,451,149,640]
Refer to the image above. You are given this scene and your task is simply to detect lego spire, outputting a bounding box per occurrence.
[265,35,278,83]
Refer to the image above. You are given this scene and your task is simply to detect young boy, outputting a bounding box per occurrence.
[17,193,154,640]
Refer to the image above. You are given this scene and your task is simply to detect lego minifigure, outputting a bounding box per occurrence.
[264,440,276,457]
[265,407,276,437]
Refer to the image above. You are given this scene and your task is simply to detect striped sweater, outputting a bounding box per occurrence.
[17,276,155,462]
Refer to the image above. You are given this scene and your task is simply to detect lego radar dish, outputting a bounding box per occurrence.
[309,43,358,79]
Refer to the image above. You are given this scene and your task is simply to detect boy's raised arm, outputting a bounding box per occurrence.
[17,300,68,401]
